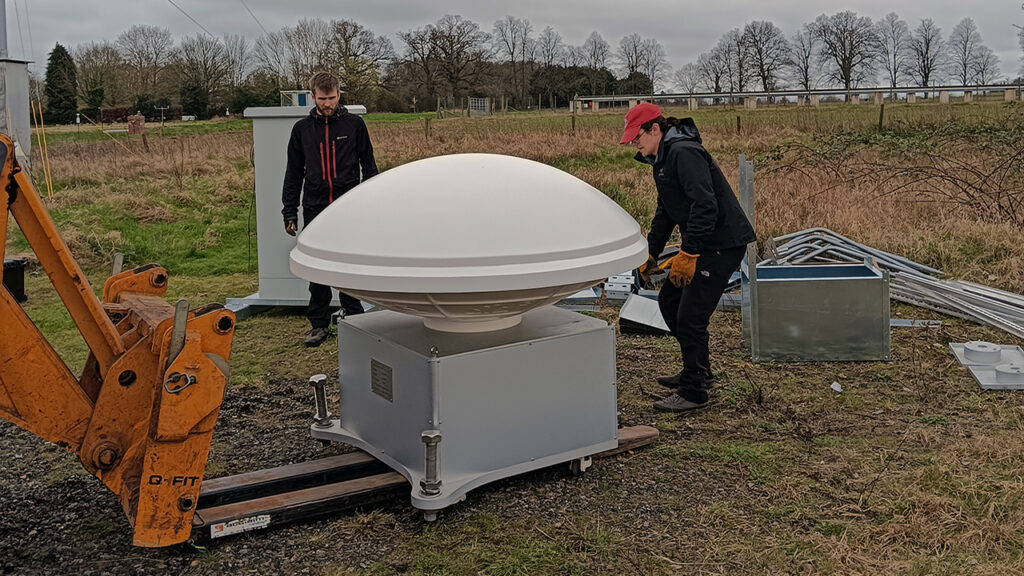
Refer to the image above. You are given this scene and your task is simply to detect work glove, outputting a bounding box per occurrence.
[668,251,700,287]
[637,254,658,284]
[285,220,297,236]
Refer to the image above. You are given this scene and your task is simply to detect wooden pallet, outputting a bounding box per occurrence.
[190,425,659,543]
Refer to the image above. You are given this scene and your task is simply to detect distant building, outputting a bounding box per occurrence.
[280,90,313,107]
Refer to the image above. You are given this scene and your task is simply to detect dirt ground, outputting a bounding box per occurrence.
[3,296,1024,575]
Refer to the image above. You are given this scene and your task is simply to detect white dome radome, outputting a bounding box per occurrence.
[290,153,648,332]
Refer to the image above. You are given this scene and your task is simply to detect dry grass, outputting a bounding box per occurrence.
[7,105,1024,574]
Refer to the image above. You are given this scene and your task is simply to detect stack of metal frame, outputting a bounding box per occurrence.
[766,228,1024,339]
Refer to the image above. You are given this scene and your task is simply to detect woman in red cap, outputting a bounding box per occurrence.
[623,102,755,413]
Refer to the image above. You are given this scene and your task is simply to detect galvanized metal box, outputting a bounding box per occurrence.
[312,306,618,512]
[744,264,890,362]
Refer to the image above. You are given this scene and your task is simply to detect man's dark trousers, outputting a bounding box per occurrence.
[304,206,364,329]
[657,245,746,404]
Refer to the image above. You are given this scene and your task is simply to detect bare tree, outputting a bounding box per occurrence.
[948,18,987,86]
[582,31,611,93]
[73,41,126,106]
[877,13,911,89]
[332,20,394,102]
[1020,28,1024,76]
[252,31,290,87]
[562,45,585,68]
[582,31,610,70]
[717,29,751,92]
[399,26,439,99]
[431,15,490,100]
[640,37,670,93]
[909,18,945,87]
[222,34,252,90]
[616,33,644,77]
[971,45,1001,84]
[674,62,700,93]
[116,24,174,97]
[493,16,533,101]
[743,20,790,91]
[696,47,728,93]
[281,18,334,87]
[537,26,563,67]
[811,11,880,90]
[175,33,230,109]
[788,27,818,90]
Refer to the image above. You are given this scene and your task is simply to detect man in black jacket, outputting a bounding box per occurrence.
[283,72,379,347]
[622,102,755,413]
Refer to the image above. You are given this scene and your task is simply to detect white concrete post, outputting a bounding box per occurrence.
[939,91,950,104]
[907,93,916,104]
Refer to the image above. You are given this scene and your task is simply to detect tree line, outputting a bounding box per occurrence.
[39,11,1024,124]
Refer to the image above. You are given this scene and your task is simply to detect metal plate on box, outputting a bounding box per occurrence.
[370,359,394,402]
[619,294,671,335]
[950,342,1024,366]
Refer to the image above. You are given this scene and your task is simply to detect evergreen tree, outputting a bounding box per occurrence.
[44,44,78,124]
[180,80,210,119]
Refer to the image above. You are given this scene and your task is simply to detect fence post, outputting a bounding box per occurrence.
[736,115,742,135]
[425,117,431,140]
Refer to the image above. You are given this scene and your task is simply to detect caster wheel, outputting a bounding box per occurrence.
[569,456,592,476]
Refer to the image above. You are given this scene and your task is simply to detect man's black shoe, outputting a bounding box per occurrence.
[656,373,681,387]
[653,393,708,413]
[656,372,715,388]
[304,327,330,347]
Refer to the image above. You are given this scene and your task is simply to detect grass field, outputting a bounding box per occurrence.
[3,101,1024,575]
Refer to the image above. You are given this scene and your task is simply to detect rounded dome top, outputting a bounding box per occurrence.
[291,153,647,294]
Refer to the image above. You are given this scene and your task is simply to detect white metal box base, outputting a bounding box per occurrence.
[310,306,618,511]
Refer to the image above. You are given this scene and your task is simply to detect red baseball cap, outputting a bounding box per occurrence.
[619,102,663,144]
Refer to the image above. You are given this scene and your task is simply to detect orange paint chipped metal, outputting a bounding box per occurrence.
[0,134,236,547]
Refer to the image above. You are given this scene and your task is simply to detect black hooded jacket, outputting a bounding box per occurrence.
[635,118,755,257]
[282,106,378,222]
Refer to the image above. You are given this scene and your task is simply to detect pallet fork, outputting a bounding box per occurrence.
[0,134,235,546]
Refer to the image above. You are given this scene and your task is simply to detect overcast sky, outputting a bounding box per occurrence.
[7,0,1024,81]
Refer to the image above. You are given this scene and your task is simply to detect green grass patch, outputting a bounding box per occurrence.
[691,440,784,484]
[364,112,437,124]
[401,514,590,576]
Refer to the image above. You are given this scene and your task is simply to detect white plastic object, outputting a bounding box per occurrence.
[995,363,1024,385]
[964,341,1003,364]
[291,153,648,332]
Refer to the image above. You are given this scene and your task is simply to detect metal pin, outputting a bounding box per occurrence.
[309,374,332,428]
[166,299,189,369]
[111,253,124,276]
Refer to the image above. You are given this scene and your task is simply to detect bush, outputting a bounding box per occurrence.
[99,107,131,123]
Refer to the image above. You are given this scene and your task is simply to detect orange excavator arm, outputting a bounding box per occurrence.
[0,134,235,547]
